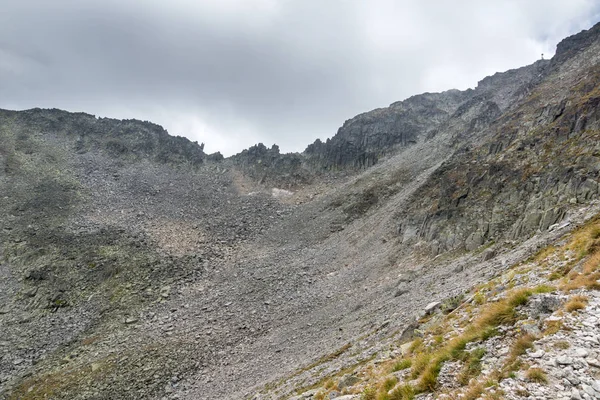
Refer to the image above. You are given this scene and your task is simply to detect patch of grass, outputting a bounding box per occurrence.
[475,302,516,327]
[417,335,470,391]
[501,334,536,375]
[525,368,548,384]
[391,359,412,372]
[508,288,533,307]
[461,382,484,400]
[565,295,589,312]
[473,292,486,305]
[361,386,377,400]
[457,348,486,386]
[548,270,563,281]
[543,320,564,335]
[406,288,536,392]
[553,341,570,350]
[533,245,557,263]
[381,376,399,392]
[480,326,500,341]
[510,334,536,358]
[533,284,555,294]
[305,343,352,372]
[9,358,113,400]
[387,384,415,400]
[410,353,430,378]
[562,268,600,291]
[407,338,423,355]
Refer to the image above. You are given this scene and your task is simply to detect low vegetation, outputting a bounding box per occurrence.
[525,368,548,384]
[565,295,589,312]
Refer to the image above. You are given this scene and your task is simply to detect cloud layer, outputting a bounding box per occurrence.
[1,0,599,155]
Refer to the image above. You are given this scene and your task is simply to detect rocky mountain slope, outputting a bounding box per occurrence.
[0,21,599,400]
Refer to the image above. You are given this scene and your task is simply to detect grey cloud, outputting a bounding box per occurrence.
[1,0,600,155]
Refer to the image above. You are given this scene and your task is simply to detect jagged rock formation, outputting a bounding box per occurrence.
[0,21,599,400]
[233,59,548,180]
[230,143,311,188]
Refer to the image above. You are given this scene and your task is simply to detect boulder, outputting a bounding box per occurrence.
[337,374,360,390]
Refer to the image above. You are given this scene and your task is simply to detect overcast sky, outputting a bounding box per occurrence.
[1,1,600,156]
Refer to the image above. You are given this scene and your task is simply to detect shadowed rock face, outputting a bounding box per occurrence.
[303,90,470,170]
[0,21,599,400]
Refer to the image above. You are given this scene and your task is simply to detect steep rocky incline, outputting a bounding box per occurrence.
[0,21,599,400]
[265,207,600,400]
[397,22,600,256]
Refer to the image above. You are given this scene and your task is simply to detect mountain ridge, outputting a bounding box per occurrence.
[0,20,599,400]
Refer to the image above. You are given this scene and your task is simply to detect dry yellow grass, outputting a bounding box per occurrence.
[543,320,564,335]
[564,295,589,312]
[525,368,548,384]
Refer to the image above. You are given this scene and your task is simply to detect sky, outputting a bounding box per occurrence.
[1,1,600,156]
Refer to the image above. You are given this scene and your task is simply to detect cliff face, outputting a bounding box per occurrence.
[303,90,469,170]
[1,21,600,400]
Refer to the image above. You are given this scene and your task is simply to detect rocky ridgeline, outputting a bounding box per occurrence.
[0,108,216,166]
[231,59,548,186]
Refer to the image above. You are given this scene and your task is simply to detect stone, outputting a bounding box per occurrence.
[300,389,319,398]
[582,384,596,397]
[125,317,138,324]
[565,373,580,385]
[481,248,496,261]
[529,350,545,359]
[556,356,574,365]
[160,286,171,299]
[91,363,102,372]
[573,359,587,370]
[400,342,413,356]
[424,301,441,314]
[529,294,562,318]
[337,374,360,389]
[589,359,600,368]
[575,348,590,358]
[519,320,542,336]
[572,388,582,400]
